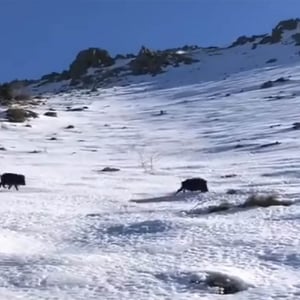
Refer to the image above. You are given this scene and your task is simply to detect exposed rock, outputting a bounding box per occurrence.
[274,77,289,83]
[292,122,300,129]
[265,95,284,101]
[68,48,115,79]
[292,33,300,45]
[270,124,281,128]
[65,125,75,129]
[125,53,136,59]
[260,18,300,44]
[1,18,298,96]
[251,43,257,50]
[100,167,120,172]
[275,18,300,31]
[258,141,281,148]
[204,271,250,294]
[115,54,126,60]
[229,34,267,48]
[41,72,68,82]
[156,270,251,295]
[260,77,289,89]
[226,189,238,195]
[234,144,246,149]
[44,111,57,117]
[86,213,101,218]
[260,81,273,89]
[129,46,198,76]
[28,150,42,154]
[5,108,38,123]
[66,106,88,112]
[181,44,199,51]
[152,110,167,116]
[266,58,277,64]
[90,86,97,92]
[220,174,237,178]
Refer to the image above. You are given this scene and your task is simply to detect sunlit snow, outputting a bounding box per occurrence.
[1,39,300,299]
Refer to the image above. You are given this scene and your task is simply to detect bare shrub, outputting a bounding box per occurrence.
[241,194,292,208]
[0,82,32,104]
[207,202,232,213]
[186,193,292,216]
[135,146,160,174]
[9,82,32,101]
[5,107,38,123]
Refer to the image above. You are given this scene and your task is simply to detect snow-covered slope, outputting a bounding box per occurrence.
[27,18,300,95]
[1,53,300,299]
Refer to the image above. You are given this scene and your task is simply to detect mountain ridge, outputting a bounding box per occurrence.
[1,17,300,98]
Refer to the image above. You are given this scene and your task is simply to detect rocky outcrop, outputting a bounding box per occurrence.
[41,71,70,82]
[292,33,300,45]
[129,46,198,76]
[0,18,299,96]
[229,34,267,48]
[260,18,300,44]
[68,48,115,79]
[229,18,300,48]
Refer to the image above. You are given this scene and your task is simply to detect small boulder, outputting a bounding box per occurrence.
[292,122,300,129]
[266,58,277,64]
[100,167,120,172]
[44,111,57,117]
[220,174,237,178]
[260,81,273,89]
[226,189,238,195]
[204,271,250,294]
[274,77,289,83]
[258,141,281,148]
[66,107,88,112]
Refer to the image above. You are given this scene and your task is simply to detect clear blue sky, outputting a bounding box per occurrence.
[0,0,299,82]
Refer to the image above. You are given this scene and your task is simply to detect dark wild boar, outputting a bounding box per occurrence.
[0,173,26,190]
[176,177,208,194]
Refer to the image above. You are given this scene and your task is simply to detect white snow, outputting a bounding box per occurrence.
[1,40,300,299]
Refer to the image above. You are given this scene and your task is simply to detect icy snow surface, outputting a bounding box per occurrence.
[1,61,300,299]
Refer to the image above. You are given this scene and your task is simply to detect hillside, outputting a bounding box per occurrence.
[0,18,300,299]
[0,18,300,98]
[30,18,300,95]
